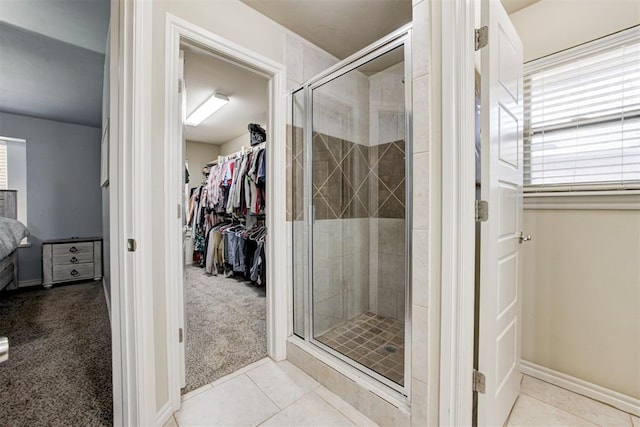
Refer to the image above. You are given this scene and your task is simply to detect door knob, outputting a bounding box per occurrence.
[518,232,531,243]
[0,336,8,363]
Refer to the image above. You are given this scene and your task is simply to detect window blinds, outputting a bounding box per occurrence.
[0,141,7,190]
[524,27,640,191]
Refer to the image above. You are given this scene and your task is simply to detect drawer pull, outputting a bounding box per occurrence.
[70,257,78,264]
[69,246,79,253]
[70,269,79,276]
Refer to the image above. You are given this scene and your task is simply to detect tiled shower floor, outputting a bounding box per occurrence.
[316,312,405,385]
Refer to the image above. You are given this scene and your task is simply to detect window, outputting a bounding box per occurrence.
[0,137,28,235]
[0,141,7,190]
[524,27,640,191]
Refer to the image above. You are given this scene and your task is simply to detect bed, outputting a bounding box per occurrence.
[0,190,29,292]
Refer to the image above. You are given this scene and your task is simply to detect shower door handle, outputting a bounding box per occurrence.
[0,337,8,364]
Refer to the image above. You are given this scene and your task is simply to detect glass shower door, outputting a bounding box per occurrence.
[309,43,410,389]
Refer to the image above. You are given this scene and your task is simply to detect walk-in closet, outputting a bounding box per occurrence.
[180,42,269,393]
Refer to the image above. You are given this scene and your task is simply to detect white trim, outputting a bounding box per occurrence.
[103,279,111,321]
[438,1,476,426]
[156,401,174,427]
[110,0,157,425]
[163,14,288,414]
[520,360,640,417]
[524,192,640,210]
[17,279,41,288]
[524,26,639,70]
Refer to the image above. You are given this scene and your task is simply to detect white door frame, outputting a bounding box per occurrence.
[110,0,156,425]
[438,0,477,425]
[163,14,288,412]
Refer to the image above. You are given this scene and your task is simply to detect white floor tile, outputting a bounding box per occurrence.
[247,360,319,409]
[314,386,379,427]
[181,383,213,402]
[632,415,640,427]
[175,374,279,426]
[508,395,598,426]
[521,376,631,427]
[163,415,178,427]
[259,392,356,427]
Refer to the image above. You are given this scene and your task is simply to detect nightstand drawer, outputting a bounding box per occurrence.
[52,242,94,257]
[42,238,102,287]
[53,252,93,266]
[52,264,94,282]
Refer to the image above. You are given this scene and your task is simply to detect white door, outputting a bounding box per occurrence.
[478,0,524,425]
[179,50,187,389]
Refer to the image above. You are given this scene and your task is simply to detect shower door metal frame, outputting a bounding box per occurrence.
[295,24,413,398]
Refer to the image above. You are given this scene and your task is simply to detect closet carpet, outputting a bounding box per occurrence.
[184,265,267,394]
[0,281,112,427]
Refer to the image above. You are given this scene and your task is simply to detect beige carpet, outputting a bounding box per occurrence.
[183,265,267,394]
[0,281,112,426]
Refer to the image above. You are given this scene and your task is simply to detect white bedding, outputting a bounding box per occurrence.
[0,217,29,260]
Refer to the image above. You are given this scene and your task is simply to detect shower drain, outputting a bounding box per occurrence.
[383,345,397,353]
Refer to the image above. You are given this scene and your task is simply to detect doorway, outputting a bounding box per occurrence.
[180,42,269,393]
[163,15,288,412]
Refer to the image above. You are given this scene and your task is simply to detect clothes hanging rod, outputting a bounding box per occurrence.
[205,142,266,167]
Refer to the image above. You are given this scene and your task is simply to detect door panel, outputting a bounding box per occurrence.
[478,0,524,425]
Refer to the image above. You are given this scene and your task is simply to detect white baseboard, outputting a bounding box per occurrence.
[156,401,173,427]
[103,279,111,321]
[18,279,42,288]
[520,359,640,417]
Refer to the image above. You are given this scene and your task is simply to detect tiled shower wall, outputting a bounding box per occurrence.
[369,62,406,321]
[286,34,407,336]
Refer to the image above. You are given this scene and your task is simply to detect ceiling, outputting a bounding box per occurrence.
[0,0,109,128]
[240,0,540,60]
[183,45,268,145]
[241,0,412,60]
[501,0,542,14]
[0,0,540,130]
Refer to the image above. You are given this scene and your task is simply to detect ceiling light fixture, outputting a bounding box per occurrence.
[185,92,230,126]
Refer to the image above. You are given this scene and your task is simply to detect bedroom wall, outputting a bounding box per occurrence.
[219,131,251,156]
[186,140,219,185]
[0,111,102,283]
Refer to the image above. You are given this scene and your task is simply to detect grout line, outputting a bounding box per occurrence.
[253,377,320,426]
[523,376,638,419]
[245,371,284,411]
[519,393,604,426]
[313,387,364,427]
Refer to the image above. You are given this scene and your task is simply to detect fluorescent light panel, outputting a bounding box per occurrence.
[185,93,230,126]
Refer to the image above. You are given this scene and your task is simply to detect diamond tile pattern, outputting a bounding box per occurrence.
[316,312,405,385]
[311,131,405,220]
[287,127,406,221]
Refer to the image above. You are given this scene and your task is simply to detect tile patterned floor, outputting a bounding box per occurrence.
[506,375,639,427]
[165,358,377,427]
[316,312,405,385]
[165,357,639,427]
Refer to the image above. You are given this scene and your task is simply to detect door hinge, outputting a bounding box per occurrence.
[177,203,181,219]
[178,79,183,94]
[127,239,137,252]
[179,328,184,343]
[473,369,486,394]
[475,200,489,222]
[475,26,488,51]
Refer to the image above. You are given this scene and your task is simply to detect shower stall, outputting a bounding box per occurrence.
[291,26,412,394]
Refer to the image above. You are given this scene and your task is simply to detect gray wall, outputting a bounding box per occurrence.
[0,111,102,283]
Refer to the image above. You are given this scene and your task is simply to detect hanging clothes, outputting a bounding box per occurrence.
[191,143,267,285]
